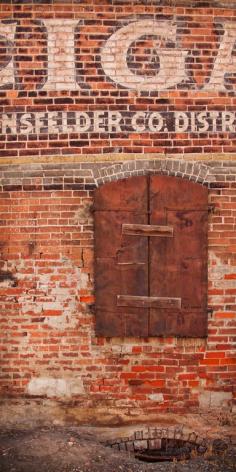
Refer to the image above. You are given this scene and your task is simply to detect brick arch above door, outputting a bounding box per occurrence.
[92,159,215,188]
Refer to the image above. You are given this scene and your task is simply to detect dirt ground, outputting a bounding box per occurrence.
[0,426,236,472]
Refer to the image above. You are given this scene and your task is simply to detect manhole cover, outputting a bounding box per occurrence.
[134,438,202,462]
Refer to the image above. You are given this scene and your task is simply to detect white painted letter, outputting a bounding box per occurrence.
[174,112,189,132]
[35,112,47,133]
[75,112,91,132]
[148,112,164,132]
[42,19,80,91]
[204,22,236,92]
[197,112,209,132]
[19,113,34,134]
[94,111,106,133]
[101,20,188,91]
[210,111,219,132]
[0,22,16,88]
[131,112,146,132]
[108,111,122,132]
[222,111,235,132]
[1,113,17,134]
[48,111,60,133]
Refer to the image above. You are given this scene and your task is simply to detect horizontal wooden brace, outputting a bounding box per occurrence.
[117,295,181,309]
[122,224,173,237]
[116,261,146,267]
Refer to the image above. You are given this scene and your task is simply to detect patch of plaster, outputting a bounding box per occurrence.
[27,377,84,398]
[46,310,74,329]
[199,391,232,410]
[209,251,236,289]
[17,258,88,330]
[208,250,236,312]
[73,203,93,224]
[20,298,42,315]
[80,271,89,289]
[148,393,164,402]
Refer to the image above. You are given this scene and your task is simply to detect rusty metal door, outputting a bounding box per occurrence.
[149,176,208,336]
[94,175,208,337]
[94,176,149,336]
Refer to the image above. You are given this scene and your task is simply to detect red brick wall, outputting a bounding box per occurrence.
[0,1,236,157]
[0,1,235,421]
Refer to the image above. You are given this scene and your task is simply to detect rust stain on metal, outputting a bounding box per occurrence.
[94,175,208,337]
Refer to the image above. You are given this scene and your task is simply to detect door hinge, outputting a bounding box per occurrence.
[208,204,215,214]
[207,307,214,315]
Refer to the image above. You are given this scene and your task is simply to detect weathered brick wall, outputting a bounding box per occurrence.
[0,0,235,423]
[0,0,236,158]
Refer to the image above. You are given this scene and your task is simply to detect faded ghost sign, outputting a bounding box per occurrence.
[0,18,236,92]
[0,17,236,138]
[101,20,189,91]
[1,111,236,135]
